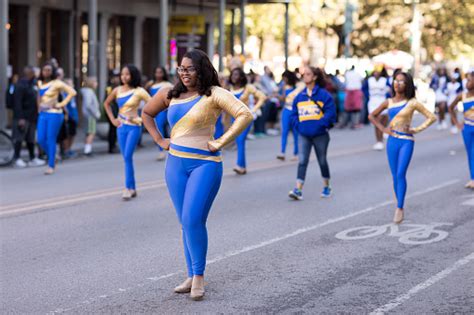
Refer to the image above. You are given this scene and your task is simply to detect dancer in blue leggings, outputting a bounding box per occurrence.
[228,67,266,175]
[104,64,150,200]
[142,50,252,300]
[449,71,474,189]
[369,72,435,224]
[277,70,303,161]
[37,62,77,175]
[145,66,173,161]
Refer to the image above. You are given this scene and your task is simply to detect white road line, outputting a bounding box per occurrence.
[49,179,459,314]
[369,252,474,315]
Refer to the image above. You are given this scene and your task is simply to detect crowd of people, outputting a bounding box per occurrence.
[5,48,473,301]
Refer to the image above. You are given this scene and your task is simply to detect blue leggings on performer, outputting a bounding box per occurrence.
[463,125,474,180]
[386,136,414,209]
[281,108,298,155]
[37,112,64,168]
[117,124,141,189]
[155,110,168,152]
[165,153,223,276]
[236,123,252,168]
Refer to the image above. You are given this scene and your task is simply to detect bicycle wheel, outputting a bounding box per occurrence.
[335,225,387,240]
[0,130,15,166]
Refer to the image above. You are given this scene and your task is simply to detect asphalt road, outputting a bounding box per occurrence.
[1,123,472,314]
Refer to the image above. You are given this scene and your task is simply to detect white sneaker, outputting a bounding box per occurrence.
[266,129,279,136]
[372,142,384,151]
[14,159,27,168]
[450,126,459,134]
[28,158,46,167]
[246,134,256,140]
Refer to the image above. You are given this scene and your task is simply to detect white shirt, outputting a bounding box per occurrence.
[345,70,363,90]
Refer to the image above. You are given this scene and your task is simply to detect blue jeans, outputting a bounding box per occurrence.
[165,154,223,276]
[297,133,330,184]
[386,136,414,209]
[37,112,64,168]
[117,124,141,189]
[280,108,298,155]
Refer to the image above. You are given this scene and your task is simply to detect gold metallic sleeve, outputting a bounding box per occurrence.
[209,87,253,150]
[411,99,436,134]
[56,81,77,108]
[137,87,151,102]
[247,84,267,112]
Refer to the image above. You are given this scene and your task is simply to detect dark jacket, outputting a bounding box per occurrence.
[291,85,336,137]
[13,78,38,121]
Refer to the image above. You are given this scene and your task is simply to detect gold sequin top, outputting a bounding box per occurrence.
[38,80,77,114]
[167,86,253,162]
[115,87,151,125]
[230,84,266,112]
[388,98,436,140]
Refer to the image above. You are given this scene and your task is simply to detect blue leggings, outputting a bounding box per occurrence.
[214,115,224,139]
[463,125,474,180]
[386,136,414,209]
[165,154,223,277]
[236,124,252,168]
[37,112,64,168]
[155,110,168,152]
[281,108,298,155]
[117,124,141,189]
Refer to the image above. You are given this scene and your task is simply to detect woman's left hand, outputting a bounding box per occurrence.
[208,141,219,153]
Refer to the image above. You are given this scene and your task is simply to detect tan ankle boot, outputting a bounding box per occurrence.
[190,277,205,301]
[174,278,192,293]
[393,208,404,224]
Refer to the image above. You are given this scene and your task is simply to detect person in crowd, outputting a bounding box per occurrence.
[12,66,45,168]
[105,70,121,153]
[430,67,449,130]
[81,77,101,156]
[368,65,390,150]
[62,78,79,159]
[338,65,363,129]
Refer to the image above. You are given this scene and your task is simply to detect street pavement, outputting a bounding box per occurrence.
[1,121,473,314]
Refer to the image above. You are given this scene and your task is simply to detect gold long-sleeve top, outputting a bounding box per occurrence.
[115,87,151,126]
[230,84,266,113]
[462,93,474,126]
[38,79,77,114]
[168,86,253,162]
[388,98,436,140]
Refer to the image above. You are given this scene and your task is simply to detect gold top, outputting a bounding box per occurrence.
[462,94,474,125]
[284,83,305,110]
[116,87,151,125]
[230,84,266,112]
[169,86,253,159]
[388,98,436,139]
[38,79,77,114]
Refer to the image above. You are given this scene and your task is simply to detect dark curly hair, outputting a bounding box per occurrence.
[39,62,58,81]
[121,64,141,88]
[282,70,298,88]
[229,67,248,87]
[391,71,416,99]
[308,66,327,88]
[153,66,169,82]
[168,49,220,99]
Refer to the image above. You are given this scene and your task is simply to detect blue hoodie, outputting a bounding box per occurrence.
[291,85,336,137]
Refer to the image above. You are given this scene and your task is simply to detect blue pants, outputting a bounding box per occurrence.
[297,133,330,183]
[281,108,298,155]
[386,136,414,209]
[117,124,141,189]
[214,115,224,139]
[155,110,168,152]
[236,123,252,168]
[463,125,474,180]
[165,154,223,277]
[37,112,64,168]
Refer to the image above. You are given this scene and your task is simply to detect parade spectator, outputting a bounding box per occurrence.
[81,77,101,156]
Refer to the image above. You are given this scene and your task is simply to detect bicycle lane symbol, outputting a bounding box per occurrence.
[335,223,453,245]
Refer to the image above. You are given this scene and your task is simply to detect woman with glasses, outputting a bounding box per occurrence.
[228,67,266,175]
[145,66,173,161]
[142,50,253,300]
[369,72,436,224]
[104,64,151,200]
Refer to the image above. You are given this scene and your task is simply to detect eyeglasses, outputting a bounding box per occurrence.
[177,66,197,74]
[393,80,406,85]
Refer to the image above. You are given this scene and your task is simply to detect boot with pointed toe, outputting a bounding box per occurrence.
[190,276,205,301]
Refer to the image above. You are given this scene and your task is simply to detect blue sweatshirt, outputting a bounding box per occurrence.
[291,85,336,137]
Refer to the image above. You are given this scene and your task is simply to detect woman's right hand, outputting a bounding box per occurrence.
[156,138,170,151]
[112,119,122,127]
[383,127,394,136]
